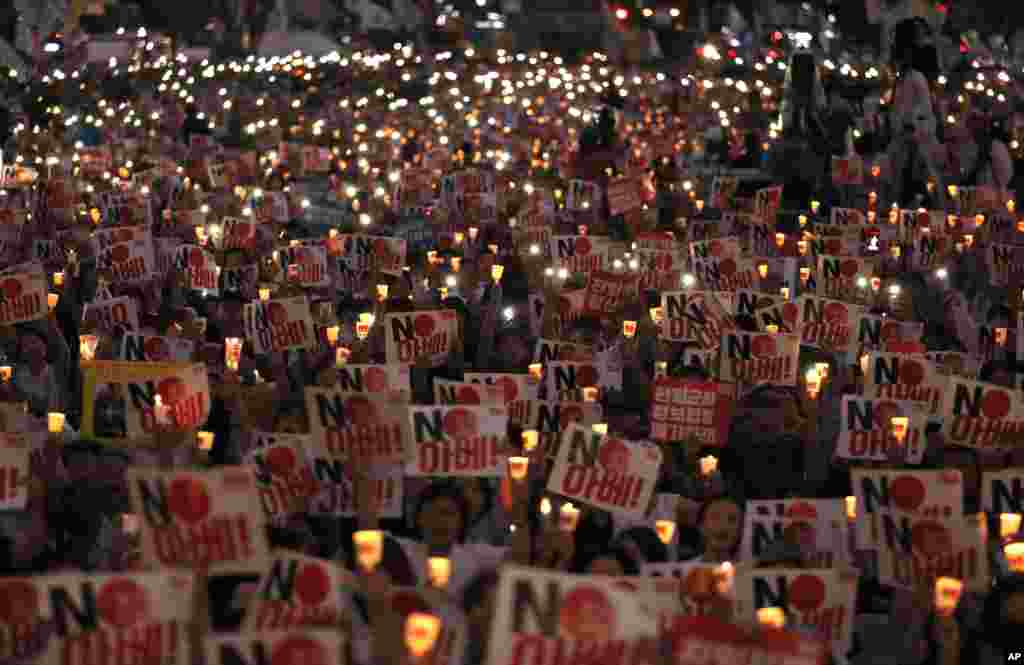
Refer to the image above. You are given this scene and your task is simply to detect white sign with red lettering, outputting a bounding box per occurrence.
[284,244,330,289]
[797,295,862,354]
[547,424,662,517]
[0,433,29,510]
[384,310,459,368]
[740,499,849,569]
[851,469,963,553]
[83,295,140,333]
[876,515,990,592]
[407,406,509,478]
[434,378,502,406]
[242,554,349,631]
[305,389,406,467]
[92,225,156,285]
[246,432,317,522]
[206,630,346,665]
[836,397,929,464]
[335,363,412,402]
[863,352,946,415]
[941,377,1024,450]
[335,234,407,276]
[243,296,315,354]
[719,332,799,390]
[0,271,47,326]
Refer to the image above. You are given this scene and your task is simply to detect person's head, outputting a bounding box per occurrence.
[414,482,470,552]
[891,17,940,81]
[697,496,743,560]
[615,526,669,566]
[454,478,494,527]
[571,546,639,576]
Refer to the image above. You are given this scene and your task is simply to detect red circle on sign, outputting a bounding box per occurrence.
[114,228,134,242]
[786,502,818,520]
[294,563,331,606]
[577,365,599,388]
[498,376,519,402]
[189,247,205,268]
[709,240,723,257]
[110,244,130,263]
[559,586,616,642]
[457,385,482,404]
[599,439,630,474]
[825,239,842,255]
[890,475,927,512]
[0,580,38,625]
[265,446,297,476]
[873,401,902,429]
[823,302,848,326]
[788,575,826,611]
[373,238,390,256]
[271,637,328,665]
[900,360,925,386]
[345,396,378,427]
[881,322,902,343]
[1,278,22,300]
[840,260,859,277]
[782,302,799,324]
[982,389,1012,419]
[784,522,817,550]
[444,408,479,439]
[291,249,308,265]
[559,297,575,315]
[168,476,211,524]
[364,367,389,393]
[158,377,187,403]
[145,337,170,361]
[560,405,584,428]
[414,314,436,338]
[267,302,288,326]
[575,237,592,255]
[97,578,149,628]
[751,335,776,358]
[719,258,737,277]
[911,521,952,557]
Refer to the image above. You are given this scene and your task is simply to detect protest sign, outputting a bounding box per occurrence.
[406,405,509,477]
[174,245,220,295]
[83,295,140,333]
[92,224,156,285]
[242,554,348,631]
[0,433,29,510]
[659,290,733,348]
[797,295,861,354]
[981,469,1024,514]
[245,432,317,522]
[384,310,459,368]
[668,615,828,665]
[851,315,924,364]
[836,397,929,464]
[533,338,594,365]
[649,377,734,446]
[740,499,848,569]
[926,351,979,380]
[543,360,621,402]
[689,236,742,262]
[128,466,270,569]
[547,424,662,517]
[851,469,963,552]
[205,630,346,665]
[518,401,603,460]
[335,363,412,403]
[434,378,502,406]
[641,562,732,617]
[549,235,608,276]
[719,332,800,391]
[0,271,47,326]
[863,352,945,415]
[941,377,1024,449]
[692,256,758,292]
[243,296,315,355]
[334,234,407,276]
[118,334,195,362]
[304,389,405,467]
[283,244,330,289]
[583,270,637,317]
[875,515,990,592]
[485,565,660,665]
[815,255,875,304]
[734,289,801,334]
[80,361,210,446]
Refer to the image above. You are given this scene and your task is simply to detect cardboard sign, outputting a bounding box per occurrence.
[243,296,315,355]
[533,338,594,364]
[118,334,195,362]
[284,244,330,289]
[815,255,875,304]
[128,466,269,569]
[174,245,220,295]
[304,389,405,467]
[516,400,602,459]
[215,217,257,251]
[692,256,758,292]
[987,243,1024,288]
[242,555,347,631]
[384,310,459,368]
[710,176,739,210]
[246,432,317,521]
[941,377,1024,449]
[543,360,621,402]
[464,373,536,410]
[796,295,862,354]
[304,424,403,519]
[831,155,865,185]
[335,234,407,276]
[851,469,963,552]
[92,224,156,285]
[981,469,1024,513]
[926,351,979,380]
[836,397,929,464]
[335,363,412,403]
[668,616,828,665]
[0,271,47,326]
[660,290,734,348]
[434,378,502,406]
[548,424,662,517]
[876,515,989,592]
[719,332,800,390]
[583,270,637,316]
[863,352,946,415]
[80,361,210,446]
[753,186,783,224]
[406,405,509,477]
[549,235,608,276]
[36,570,194,665]
[485,565,660,665]
[641,562,732,617]
[689,237,741,262]
[0,433,29,510]
[733,567,854,659]
[649,377,733,446]
[734,290,800,333]
[851,315,924,364]
[205,630,346,665]
[607,178,643,216]
[83,295,140,333]
[566,179,600,212]
[741,499,848,569]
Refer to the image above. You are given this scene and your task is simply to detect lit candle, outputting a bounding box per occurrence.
[805,367,821,399]
[963,234,974,248]
[1009,200,1016,214]
[507,456,529,481]
[996,328,1008,347]
[757,607,786,629]
[353,530,383,571]
[699,455,718,476]
[623,320,637,338]
[522,429,539,452]
[376,284,389,301]
[799,266,810,282]
[780,287,790,299]
[890,245,901,259]
[559,502,581,532]
[815,362,830,380]
[335,347,350,367]
[890,416,909,444]
[798,215,808,228]
[224,338,242,372]
[259,287,271,301]
[47,293,59,310]
[582,387,599,402]
[53,272,64,287]
[655,520,676,545]
[492,264,505,282]
[468,226,479,241]
[528,363,543,381]
[766,324,780,334]
[860,354,870,375]
[578,224,588,236]
[197,431,214,451]
[810,200,820,214]
[758,263,769,279]
[1006,542,1024,572]
[450,257,461,273]
[427,557,451,589]
[695,199,705,212]
[948,185,959,199]
[80,335,98,361]
[592,423,608,436]
[405,613,442,659]
[488,244,499,254]
[655,361,668,376]
[454,232,465,245]
[774,233,786,249]
[1001,513,1022,540]
[649,307,663,323]
[845,496,857,521]
[934,577,963,618]
[47,412,65,434]
[0,366,10,382]
[326,326,340,347]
